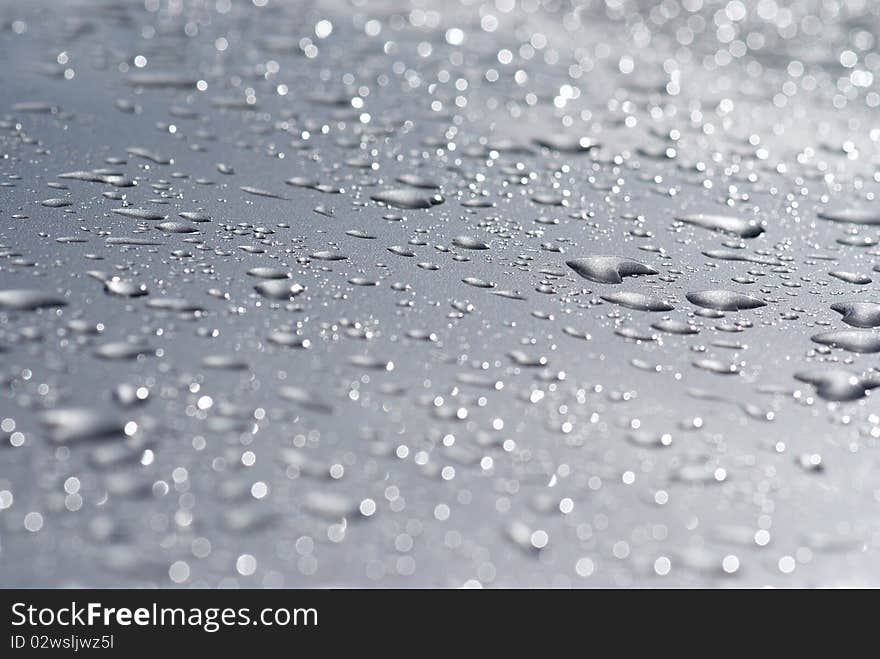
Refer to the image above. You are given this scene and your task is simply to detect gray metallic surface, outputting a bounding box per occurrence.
[1,0,879,587]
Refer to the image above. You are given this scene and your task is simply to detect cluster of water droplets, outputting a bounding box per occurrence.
[2,0,880,587]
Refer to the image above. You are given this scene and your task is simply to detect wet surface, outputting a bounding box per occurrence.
[1,0,880,587]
